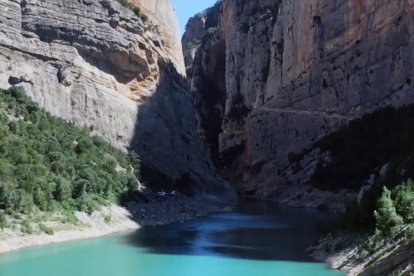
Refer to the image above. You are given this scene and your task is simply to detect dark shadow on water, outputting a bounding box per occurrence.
[123,199,338,262]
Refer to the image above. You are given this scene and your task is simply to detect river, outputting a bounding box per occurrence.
[0,200,343,276]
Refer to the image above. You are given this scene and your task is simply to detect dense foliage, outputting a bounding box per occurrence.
[312,105,414,191]
[369,181,414,237]
[0,87,140,217]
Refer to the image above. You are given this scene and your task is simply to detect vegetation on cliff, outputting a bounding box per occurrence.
[306,107,414,241]
[306,105,414,230]
[357,181,414,243]
[0,87,141,229]
[116,0,148,21]
[308,106,414,274]
[314,182,414,275]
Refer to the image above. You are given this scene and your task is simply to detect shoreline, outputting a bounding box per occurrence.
[0,205,140,255]
[309,229,414,276]
[0,224,139,256]
[0,195,234,256]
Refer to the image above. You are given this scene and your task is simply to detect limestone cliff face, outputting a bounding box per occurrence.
[181,2,221,71]
[185,0,414,207]
[0,0,234,201]
[132,0,185,75]
[182,3,225,165]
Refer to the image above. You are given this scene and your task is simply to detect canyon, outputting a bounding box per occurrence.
[0,0,414,274]
[184,0,414,209]
[0,0,412,222]
[1,0,413,214]
[0,0,234,203]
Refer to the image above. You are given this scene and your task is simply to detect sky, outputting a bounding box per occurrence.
[172,0,218,36]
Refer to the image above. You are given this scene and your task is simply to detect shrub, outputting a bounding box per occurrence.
[0,211,7,229]
[104,214,112,223]
[206,27,218,35]
[116,0,148,22]
[21,220,33,234]
[38,223,54,235]
[406,224,414,241]
[187,40,201,51]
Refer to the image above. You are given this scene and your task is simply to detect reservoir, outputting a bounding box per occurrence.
[0,200,343,276]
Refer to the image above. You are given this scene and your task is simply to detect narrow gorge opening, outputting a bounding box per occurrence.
[191,39,227,166]
[182,2,228,168]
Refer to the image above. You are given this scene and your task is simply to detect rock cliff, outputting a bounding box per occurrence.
[181,2,221,72]
[185,0,414,207]
[0,0,234,202]
[131,0,185,75]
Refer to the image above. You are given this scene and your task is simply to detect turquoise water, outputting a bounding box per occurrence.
[0,201,343,276]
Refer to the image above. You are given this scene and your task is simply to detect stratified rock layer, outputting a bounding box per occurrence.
[185,0,414,207]
[0,0,234,202]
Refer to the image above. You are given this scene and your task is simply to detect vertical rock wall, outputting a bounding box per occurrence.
[0,0,235,202]
[185,0,414,207]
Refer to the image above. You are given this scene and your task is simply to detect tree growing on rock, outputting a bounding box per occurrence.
[374,186,403,236]
[393,179,414,223]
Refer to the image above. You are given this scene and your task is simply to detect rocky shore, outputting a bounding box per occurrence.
[126,192,234,226]
[0,204,139,255]
[0,193,233,255]
[309,229,414,276]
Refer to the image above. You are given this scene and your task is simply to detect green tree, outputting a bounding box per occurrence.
[374,186,403,236]
[0,87,141,218]
[394,179,414,223]
[54,177,72,202]
[75,137,94,155]
[17,191,34,214]
[34,188,49,211]
[0,211,7,229]
[0,182,12,209]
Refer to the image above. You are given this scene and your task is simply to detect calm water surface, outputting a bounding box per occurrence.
[0,200,343,276]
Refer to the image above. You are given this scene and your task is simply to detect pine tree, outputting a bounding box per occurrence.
[394,179,414,223]
[374,186,403,236]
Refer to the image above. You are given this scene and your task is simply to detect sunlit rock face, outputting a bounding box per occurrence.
[181,2,221,71]
[185,0,414,208]
[132,0,185,75]
[0,0,235,202]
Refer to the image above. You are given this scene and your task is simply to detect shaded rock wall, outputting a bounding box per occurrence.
[181,2,221,71]
[181,2,227,166]
[185,0,414,206]
[0,0,234,202]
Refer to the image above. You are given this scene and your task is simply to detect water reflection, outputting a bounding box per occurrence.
[125,200,337,262]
